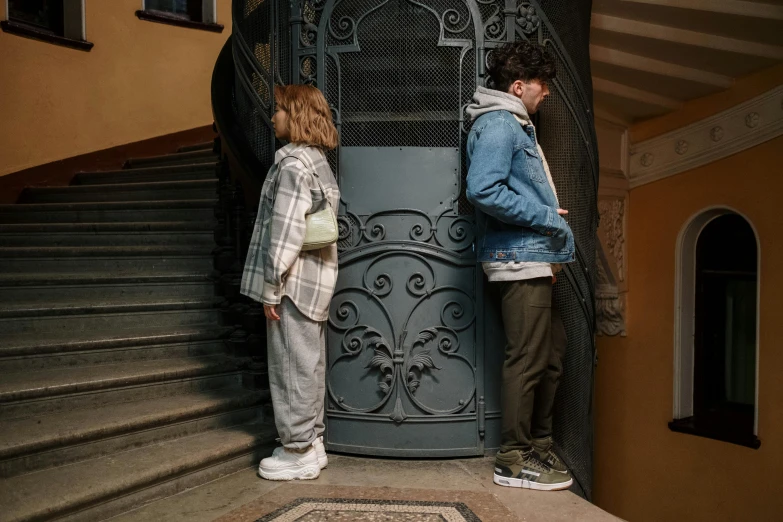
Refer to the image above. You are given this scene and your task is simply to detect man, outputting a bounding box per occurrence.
[465,41,575,491]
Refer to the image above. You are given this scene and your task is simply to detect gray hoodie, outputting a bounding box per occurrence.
[466,87,561,282]
[466,86,532,123]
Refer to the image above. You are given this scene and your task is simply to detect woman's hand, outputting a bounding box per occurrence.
[264,304,280,321]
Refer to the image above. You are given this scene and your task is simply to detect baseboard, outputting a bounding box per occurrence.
[0,126,216,204]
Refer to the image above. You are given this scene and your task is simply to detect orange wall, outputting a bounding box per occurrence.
[0,1,231,177]
[594,136,783,522]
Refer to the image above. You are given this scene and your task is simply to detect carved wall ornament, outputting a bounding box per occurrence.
[598,199,625,282]
[629,85,783,187]
[595,250,626,337]
[745,111,760,128]
[675,140,689,155]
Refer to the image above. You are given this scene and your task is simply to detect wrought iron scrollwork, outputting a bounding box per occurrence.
[327,252,476,422]
[337,206,475,254]
[482,7,504,41]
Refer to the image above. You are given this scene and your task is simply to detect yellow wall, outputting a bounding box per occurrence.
[0,1,231,177]
[594,135,783,521]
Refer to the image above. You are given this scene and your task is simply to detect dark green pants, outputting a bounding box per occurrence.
[497,277,567,453]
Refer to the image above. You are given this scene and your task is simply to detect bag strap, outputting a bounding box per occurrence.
[278,154,334,211]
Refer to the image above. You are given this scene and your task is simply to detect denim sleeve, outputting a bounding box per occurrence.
[465,119,557,235]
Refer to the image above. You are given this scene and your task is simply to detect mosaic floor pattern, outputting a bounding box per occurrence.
[216,484,517,522]
[256,498,481,522]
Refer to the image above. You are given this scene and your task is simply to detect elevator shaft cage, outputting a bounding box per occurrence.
[229,0,598,499]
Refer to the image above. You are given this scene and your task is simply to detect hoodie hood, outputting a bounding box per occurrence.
[465,86,532,125]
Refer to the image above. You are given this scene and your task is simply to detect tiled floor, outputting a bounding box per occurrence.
[110,455,623,522]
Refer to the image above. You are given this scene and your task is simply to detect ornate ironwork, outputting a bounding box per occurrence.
[515,3,540,35]
[228,0,598,496]
[337,207,475,254]
[327,251,477,422]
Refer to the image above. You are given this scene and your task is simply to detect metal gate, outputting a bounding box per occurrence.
[231,0,598,498]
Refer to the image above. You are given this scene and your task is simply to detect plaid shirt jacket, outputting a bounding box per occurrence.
[240,144,339,322]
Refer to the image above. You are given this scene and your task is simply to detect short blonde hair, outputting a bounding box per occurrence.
[275,85,339,150]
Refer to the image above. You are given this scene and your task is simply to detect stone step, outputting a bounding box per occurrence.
[0,298,221,335]
[0,246,213,274]
[177,141,215,153]
[0,421,277,522]
[0,338,227,373]
[0,370,242,422]
[0,199,216,224]
[19,179,218,204]
[0,221,214,246]
[0,274,214,304]
[124,150,217,169]
[0,324,232,358]
[0,388,266,477]
[0,295,220,319]
[0,356,241,418]
[73,163,217,185]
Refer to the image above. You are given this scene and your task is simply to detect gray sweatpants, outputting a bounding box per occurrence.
[266,297,326,450]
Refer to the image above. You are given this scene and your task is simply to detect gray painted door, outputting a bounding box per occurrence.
[319,0,483,456]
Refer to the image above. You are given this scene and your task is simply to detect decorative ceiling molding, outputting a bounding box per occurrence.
[618,0,783,21]
[591,14,783,59]
[589,45,734,88]
[628,85,783,187]
[593,77,683,110]
[594,104,634,127]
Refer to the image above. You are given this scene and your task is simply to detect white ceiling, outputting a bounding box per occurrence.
[589,0,783,124]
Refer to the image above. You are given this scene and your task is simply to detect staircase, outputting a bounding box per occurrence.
[0,143,276,522]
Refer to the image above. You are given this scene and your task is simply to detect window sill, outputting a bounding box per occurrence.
[135,11,224,33]
[669,418,761,449]
[0,20,93,51]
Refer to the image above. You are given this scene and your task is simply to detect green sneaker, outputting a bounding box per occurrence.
[533,436,570,475]
[494,450,573,491]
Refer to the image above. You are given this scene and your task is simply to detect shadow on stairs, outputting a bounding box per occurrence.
[0,141,275,522]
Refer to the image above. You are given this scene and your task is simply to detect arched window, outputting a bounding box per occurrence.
[671,209,760,448]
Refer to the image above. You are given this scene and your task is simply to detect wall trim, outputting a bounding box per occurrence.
[630,85,783,188]
[0,125,215,204]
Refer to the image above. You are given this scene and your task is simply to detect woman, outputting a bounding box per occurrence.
[240,84,339,481]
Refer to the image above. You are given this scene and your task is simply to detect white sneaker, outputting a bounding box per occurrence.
[257,446,320,481]
[313,436,328,469]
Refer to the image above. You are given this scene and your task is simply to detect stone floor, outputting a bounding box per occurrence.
[110,454,622,521]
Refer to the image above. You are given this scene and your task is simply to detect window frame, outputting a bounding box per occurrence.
[1,0,92,50]
[672,206,761,449]
[136,0,222,32]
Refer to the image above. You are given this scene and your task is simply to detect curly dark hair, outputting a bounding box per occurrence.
[487,41,556,93]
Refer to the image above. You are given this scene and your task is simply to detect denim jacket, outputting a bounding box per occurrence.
[466,109,575,263]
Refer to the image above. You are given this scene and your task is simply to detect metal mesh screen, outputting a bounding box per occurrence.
[327,0,462,150]
[233,0,292,172]
[537,0,594,106]
[523,0,598,499]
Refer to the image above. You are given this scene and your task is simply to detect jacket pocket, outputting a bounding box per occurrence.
[523,147,547,184]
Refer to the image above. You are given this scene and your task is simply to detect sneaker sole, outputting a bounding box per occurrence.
[258,465,320,481]
[493,473,573,491]
[317,455,328,469]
